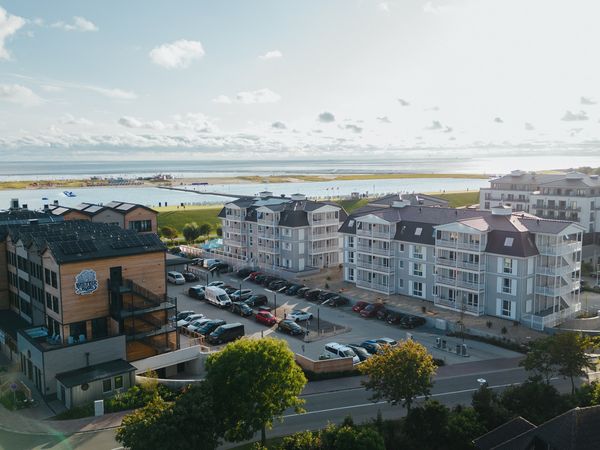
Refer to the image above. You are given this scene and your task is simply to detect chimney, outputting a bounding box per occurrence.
[53,200,59,206]
[22,204,28,210]
[10,198,19,210]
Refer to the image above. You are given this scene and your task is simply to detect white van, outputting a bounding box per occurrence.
[167,271,185,285]
[324,342,360,365]
[203,259,220,268]
[204,286,232,308]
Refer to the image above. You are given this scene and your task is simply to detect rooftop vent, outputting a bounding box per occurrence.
[290,193,306,201]
[590,174,599,180]
[10,198,19,210]
[565,172,584,180]
[492,204,512,216]
[259,191,273,199]
[392,200,411,209]
[510,170,525,176]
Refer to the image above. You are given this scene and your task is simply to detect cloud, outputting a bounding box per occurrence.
[41,84,63,93]
[271,121,286,129]
[0,84,43,106]
[426,120,443,130]
[236,88,281,104]
[494,117,504,123]
[51,16,98,32]
[425,106,440,111]
[259,50,282,60]
[318,112,335,123]
[60,114,93,126]
[118,116,165,130]
[118,113,216,133]
[581,96,596,105]
[525,122,535,131]
[397,98,410,106]
[377,116,391,123]
[562,110,588,121]
[149,39,205,69]
[423,1,453,14]
[443,126,453,133]
[344,124,363,133]
[87,86,136,100]
[0,6,26,60]
[378,2,390,13]
[212,95,232,104]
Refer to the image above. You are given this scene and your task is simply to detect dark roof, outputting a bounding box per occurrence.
[0,309,30,340]
[55,359,136,388]
[394,221,436,245]
[0,209,63,225]
[4,220,166,263]
[484,230,538,257]
[473,417,536,450]
[370,193,450,208]
[279,210,309,227]
[166,254,193,266]
[492,406,600,450]
[48,201,157,218]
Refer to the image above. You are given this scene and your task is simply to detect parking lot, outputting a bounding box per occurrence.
[168,267,523,365]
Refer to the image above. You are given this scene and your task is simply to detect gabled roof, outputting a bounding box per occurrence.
[48,201,156,218]
[369,193,450,208]
[473,417,536,450]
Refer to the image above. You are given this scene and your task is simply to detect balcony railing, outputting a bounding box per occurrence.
[534,283,579,297]
[536,265,574,276]
[310,245,339,254]
[434,296,484,314]
[537,242,580,256]
[356,279,391,293]
[437,239,482,251]
[436,256,482,271]
[436,275,484,291]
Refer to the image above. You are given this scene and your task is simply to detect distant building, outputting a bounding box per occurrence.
[339,201,584,330]
[369,193,450,208]
[219,192,347,272]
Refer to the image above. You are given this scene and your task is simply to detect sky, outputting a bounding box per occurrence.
[1,0,600,162]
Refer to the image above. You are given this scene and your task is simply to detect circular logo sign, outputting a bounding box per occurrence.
[75,269,99,295]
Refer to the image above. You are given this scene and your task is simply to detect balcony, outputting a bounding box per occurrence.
[434,295,484,315]
[536,265,575,277]
[534,283,578,297]
[537,242,580,256]
[356,279,391,294]
[437,239,482,251]
[310,244,339,254]
[436,275,484,292]
[436,256,482,271]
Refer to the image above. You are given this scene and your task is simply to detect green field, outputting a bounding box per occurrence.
[433,191,479,208]
[156,205,223,233]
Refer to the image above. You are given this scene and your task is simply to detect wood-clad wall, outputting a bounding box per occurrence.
[124,207,158,233]
[0,241,8,309]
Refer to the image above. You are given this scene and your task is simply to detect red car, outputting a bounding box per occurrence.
[352,301,370,313]
[360,303,386,318]
[248,271,262,281]
[255,310,277,326]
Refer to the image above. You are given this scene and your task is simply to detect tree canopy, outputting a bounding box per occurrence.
[359,339,437,410]
[182,222,201,243]
[205,338,307,444]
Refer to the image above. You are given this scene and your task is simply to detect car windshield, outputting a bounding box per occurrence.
[217,294,229,301]
[345,348,357,357]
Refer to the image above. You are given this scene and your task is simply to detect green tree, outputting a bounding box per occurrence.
[159,226,178,243]
[520,337,555,384]
[446,406,487,450]
[182,222,201,243]
[216,226,223,237]
[205,338,307,446]
[279,431,321,450]
[402,400,449,450]
[575,380,600,407]
[359,339,436,410]
[471,384,510,430]
[116,395,174,450]
[550,332,595,394]
[319,424,385,450]
[199,222,212,238]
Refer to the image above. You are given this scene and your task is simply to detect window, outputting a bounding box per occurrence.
[467,293,479,307]
[347,268,355,281]
[102,379,112,393]
[399,243,405,252]
[347,252,355,263]
[412,245,424,259]
[398,279,404,288]
[129,220,152,232]
[502,278,512,294]
[52,296,59,313]
[414,227,422,236]
[413,263,423,277]
[46,293,52,309]
[503,258,513,274]
[501,300,512,317]
[399,260,404,269]
[504,237,514,247]
[114,376,123,390]
[51,271,58,289]
[412,282,423,297]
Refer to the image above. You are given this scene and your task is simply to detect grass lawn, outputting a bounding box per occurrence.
[432,191,479,208]
[157,205,223,233]
[335,197,371,213]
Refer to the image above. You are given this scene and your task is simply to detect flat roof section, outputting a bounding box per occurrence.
[55,359,136,388]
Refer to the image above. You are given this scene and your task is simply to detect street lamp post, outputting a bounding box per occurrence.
[317,307,320,336]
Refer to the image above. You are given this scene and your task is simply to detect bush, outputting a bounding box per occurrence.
[446,332,527,353]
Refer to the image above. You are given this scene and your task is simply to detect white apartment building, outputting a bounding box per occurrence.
[339,200,585,330]
[480,170,600,264]
[219,192,345,272]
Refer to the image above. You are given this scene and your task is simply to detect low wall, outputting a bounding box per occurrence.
[295,353,353,373]
[132,345,213,376]
[560,315,600,331]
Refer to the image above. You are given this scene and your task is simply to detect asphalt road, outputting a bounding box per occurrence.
[0,361,576,450]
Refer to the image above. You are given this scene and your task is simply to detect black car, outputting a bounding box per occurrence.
[277,319,306,336]
[254,274,268,284]
[304,289,322,302]
[210,262,231,274]
[261,276,277,287]
[347,344,372,362]
[268,279,286,290]
[182,271,199,282]
[400,315,426,329]
[235,267,254,279]
[285,284,304,296]
[386,312,406,325]
[231,301,253,317]
[296,287,311,297]
[222,285,237,295]
[196,319,226,336]
[244,294,268,307]
[276,282,292,293]
[360,340,383,355]
[230,289,253,301]
[318,291,338,303]
[376,308,390,321]
[187,286,205,300]
[328,295,350,307]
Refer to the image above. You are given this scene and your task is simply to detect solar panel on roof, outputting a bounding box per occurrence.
[104,201,122,208]
[115,203,136,211]
[84,205,103,213]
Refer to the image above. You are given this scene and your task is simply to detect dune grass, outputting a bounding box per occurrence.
[432,191,479,208]
[157,205,223,233]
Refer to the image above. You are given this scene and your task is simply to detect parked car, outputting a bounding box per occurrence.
[261,276,277,287]
[400,315,426,329]
[347,344,372,362]
[322,295,350,307]
[277,319,305,336]
[318,291,337,303]
[360,303,386,318]
[255,310,278,326]
[203,258,221,268]
[235,267,254,279]
[375,337,398,347]
[167,271,185,285]
[195,319,226,336]
[386,312,406,325]
[204,286,232,308]
[287,309,313,322]
[231,301,253,317]
[267,279,286,290]
[276,282,292,293]
[304,289,322,302]
[171,310,195,322]
[210,262,231,274]
[376,308,390,321]
[324,342,360,364]
[208,281,225,288]
[187,285,206,300]
[296,287,311,297]
[244,294,268,307]
[191,258,203,266]
[360,340,383,355]
[230,289,253,301]
[352,301,370,313]
[182,271,199,282]
[177,313,204,327]
[207,323,244,345]
[222,285,237,295]
[187,318,212,333]
[285,284,304,296]
[254,274,268,284]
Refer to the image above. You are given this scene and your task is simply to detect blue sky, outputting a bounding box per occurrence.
[1,0,600,161]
